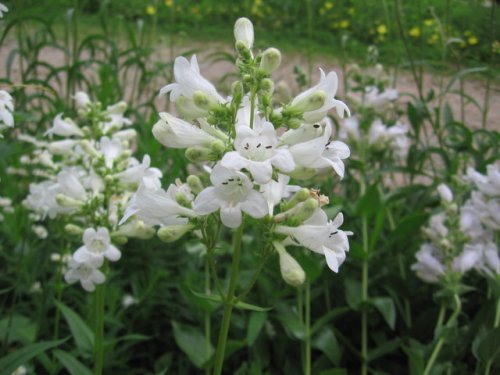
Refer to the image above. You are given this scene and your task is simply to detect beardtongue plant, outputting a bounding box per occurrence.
[412,164,500,375]
[23,94,158,375]
[120,17,353,375]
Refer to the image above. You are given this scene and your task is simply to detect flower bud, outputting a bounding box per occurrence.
[113,220,155,240]
[80,140,100,158]
[73,91,90,109]
[437,183,453,202]
[185,146,216,162]
[175,191,192,208]
[175,96,208,120]
[157,224,194,243]
[65,223,84,236]
[290,90,326,113]
[288,198,318,225]
[210,139,225,156]
[193,90,214,111]
[260,78,274,96]
[234,17,254,49]
[56,194,83,208]
[231,81,244,101]
[283,188,310,211]
[113,236,128,245]
[274,242,305,287]
[187,175,204,194]
[260,48,281,74]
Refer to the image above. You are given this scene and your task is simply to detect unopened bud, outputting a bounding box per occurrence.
[175,191,192,208]
[114,220,155,240]
[80,140,100,158]
[231,81,244,101]
[65,223,84,236]
[187,175,204,194]
[185,146,213,162]
[211,139,225,155]
[260,48,281,74]
[260,78,274,96]
[113,236,128,245]
[288,198,318,225]
[234,17,254,49]
[274,241,305,287]
[175,97,208,120]
[157,224,194,243]
[282,188,310,211]
[193,91,213,110]
[291,90,326,113]
[437,183,453,203]
[56,194,83,208]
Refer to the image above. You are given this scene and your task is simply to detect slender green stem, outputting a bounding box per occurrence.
[212,222,245,375]
[361,207,369,375]
[434,304,446,337]
[204,259,211,375]
[235,246,272,303]
[484,297,500,375]
[249,88,256,130]
[423,295,461,375]
[305,282,312,375]
[93,284,105,375]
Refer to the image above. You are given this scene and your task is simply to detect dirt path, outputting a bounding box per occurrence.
[1,38,498,131]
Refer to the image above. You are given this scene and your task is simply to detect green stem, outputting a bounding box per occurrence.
[93,284,105,375]
[249,88,256,130]
[484,297,500,375]
[204,259,211,375]
[422,295,461,375]
[361,201,369,375]
[212,222,244,375]
[305,282,312,375]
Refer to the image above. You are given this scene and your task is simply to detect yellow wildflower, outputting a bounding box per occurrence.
[348,7,355,15]
[409,27,421,38]
[340,20,350,29]
[325,1,334,10]
[146,5,156,15]
[424,19,433,27]
[492,41,500,54]
[377,24,387,35]
[165,0,173,7]
[468,36,478,45]
[427,34,439,45]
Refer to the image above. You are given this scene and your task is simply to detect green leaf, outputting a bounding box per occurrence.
[53,350,92,375]
[370,297,396,330]
[171,321,214,369]
[312,328,341,366]
[276,303,305,340]
[190,291,272,311]
[344,278,362,311]
[55,301,94,355]
[473,327,500,362]
[0,338,68,375]
[246,312,267,346]
[311,307,350,336]
[0,315,37,344]
[368,338,400,361]
[402,339,426,375]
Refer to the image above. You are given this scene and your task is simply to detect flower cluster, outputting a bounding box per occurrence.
[24,93,158,291]
[121,18,353,286]
[0,89,14,135]
[338,63,410,161]
[412,164,500,284]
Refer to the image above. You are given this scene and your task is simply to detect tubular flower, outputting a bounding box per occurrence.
[193,164,268,228]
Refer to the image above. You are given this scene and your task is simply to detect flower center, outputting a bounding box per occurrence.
[239,137,274,161]
[217,177,249,203]
[89,238,107,254]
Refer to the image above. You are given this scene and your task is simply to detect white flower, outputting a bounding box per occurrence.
[363,86,398,108]
[260,174,299,216]
[73,227,121,265]
[0,3,9,19]
[73,91,90,109]
[275,209,352,273]
[102,101,132,133]
[290,69,350,122]
[279,122,325,146]
[234,17,254,49]
[45,114,84,137]
[57,168,87,200]
[424,212,448,240]
[99,137,123,168]
[437,183,453,202]
[64,258,106,292]
[193,164,268,228]
[159,55,224,104]
[466,165,500,198]
[115,155,162,187]
[122,294,138,308]
[452,246,482,273]
[289,121,350,178]
[32,225,48,239]
[339,116,361,141]
[0,90,14,128]
[25,180,62,219]
[221,116,295,184]
[47,139,79,155]
[120,180,196,226]
[11,366,27,375]
[152,112,218,149]
[411,244,445,283]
